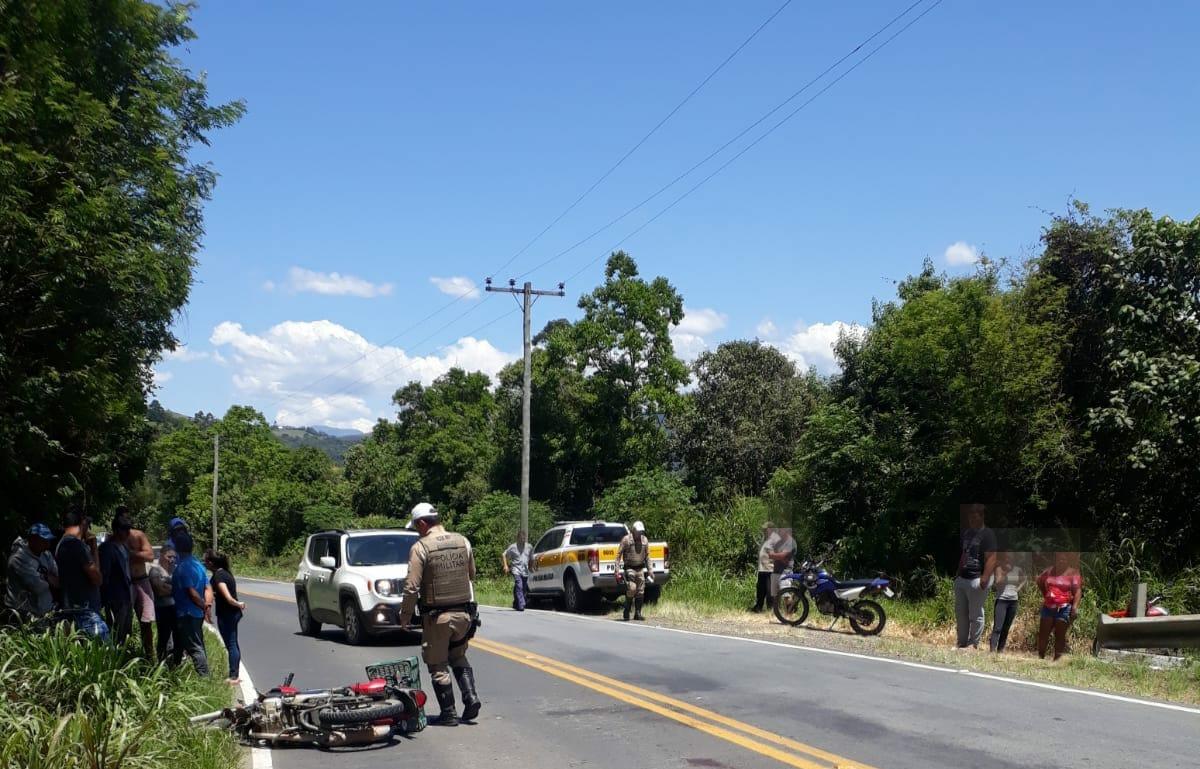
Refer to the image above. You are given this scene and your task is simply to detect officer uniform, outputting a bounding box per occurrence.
[616,521,651,621]
[398,503,481,725]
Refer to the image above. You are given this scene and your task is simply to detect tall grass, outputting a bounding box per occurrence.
[0,626,238,769]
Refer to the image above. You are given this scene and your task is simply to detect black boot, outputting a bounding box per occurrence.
[634,597,644,621]
[622,601,631,621]
[428,681,458,726]
[453,666,481,722]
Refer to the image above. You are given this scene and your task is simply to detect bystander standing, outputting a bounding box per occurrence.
[98,512,135,645]
[148,546,178,664]
[55,509,108,640]
[6,523,56,617]
[205,550,245,684]
[171,532,210,676]
[502,532,533,612]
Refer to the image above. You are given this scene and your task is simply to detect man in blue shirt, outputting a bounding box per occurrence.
[171,532,210,676]
[165,517,188,551]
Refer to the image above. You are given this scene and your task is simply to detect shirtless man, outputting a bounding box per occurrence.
[120,506,157,658]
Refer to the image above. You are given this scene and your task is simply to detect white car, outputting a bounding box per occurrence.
[294,528,420,644]
[527,521,670,612]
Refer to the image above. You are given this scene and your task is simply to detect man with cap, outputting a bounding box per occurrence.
[615,520,652,621]
[6,523,57,617]
[165,517,188,551]
[397,502,481,726]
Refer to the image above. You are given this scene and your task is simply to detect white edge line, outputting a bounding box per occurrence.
[202,623,274,769]
[496,607,1200,717]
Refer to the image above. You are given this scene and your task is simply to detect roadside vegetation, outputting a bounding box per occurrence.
[0,628,237,769]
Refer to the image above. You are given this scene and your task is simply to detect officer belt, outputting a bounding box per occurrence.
[420,602,473,616]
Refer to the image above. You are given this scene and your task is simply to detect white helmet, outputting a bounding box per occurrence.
[632,520,645,533]
[410,502,438,522]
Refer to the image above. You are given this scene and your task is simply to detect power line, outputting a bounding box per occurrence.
[487,0,795,279]
[562,0,945,285]
[518,0,929,280]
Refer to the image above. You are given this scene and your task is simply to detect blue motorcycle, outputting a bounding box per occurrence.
[773,554,894,635]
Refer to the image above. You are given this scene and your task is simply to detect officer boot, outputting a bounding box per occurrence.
[634,597,645,621]
[453,666,481,722]
[622,601,631,621]
[428,680,458,726]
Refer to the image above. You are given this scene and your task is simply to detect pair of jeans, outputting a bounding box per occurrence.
[954,576,989,647]
[989,598,1018,652]
[216,612,242,679]
[511,575,529,611]
[156,604,177,665]
[71,608,110,642]
[104,601,133,646]
[176,615,209,676]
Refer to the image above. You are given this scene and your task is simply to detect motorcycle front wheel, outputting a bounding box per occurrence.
[848,599,886,636]
[773,587,810,626]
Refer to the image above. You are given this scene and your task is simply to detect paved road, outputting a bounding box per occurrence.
[236,578,1198,769]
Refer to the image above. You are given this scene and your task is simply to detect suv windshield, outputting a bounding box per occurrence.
[569,525,627,546]
[345,534,417,566]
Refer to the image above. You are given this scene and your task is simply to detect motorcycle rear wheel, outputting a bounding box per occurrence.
[317,699,408,727]
[848,599,886,636]
[773,587,810,626]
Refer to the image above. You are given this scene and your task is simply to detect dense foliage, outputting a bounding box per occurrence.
[0,0,242,537]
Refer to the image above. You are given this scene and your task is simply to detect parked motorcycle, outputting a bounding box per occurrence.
[190,668,426,748]
[773,554,894,635]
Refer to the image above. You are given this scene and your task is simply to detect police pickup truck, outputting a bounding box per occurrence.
[527,521,670,612]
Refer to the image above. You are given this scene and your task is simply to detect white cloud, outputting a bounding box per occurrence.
[756,318,778,338]
[152,369,173,387]
[262,280,276,292]
[944,241,980,267]
[676,306,727,337]
[209,319,517,429]
[165,345,208,363]
[670,306,727,362]
[430,276,481,299]
[285,267,393,298]
[777,321,865,375]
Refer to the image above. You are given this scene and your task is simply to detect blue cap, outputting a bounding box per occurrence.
[28,523,53,540]
[168,517,187,530]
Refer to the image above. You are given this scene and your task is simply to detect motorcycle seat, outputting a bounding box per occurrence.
[836,578,883,588]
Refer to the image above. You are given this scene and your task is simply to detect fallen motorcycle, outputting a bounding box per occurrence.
[190,667,426,748]
[773,553,894,636]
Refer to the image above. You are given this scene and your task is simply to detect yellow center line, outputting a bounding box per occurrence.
[474,637,877,769]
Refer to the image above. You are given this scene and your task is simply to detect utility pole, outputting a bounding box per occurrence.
[484,278,565,541]
[211,433,220,550]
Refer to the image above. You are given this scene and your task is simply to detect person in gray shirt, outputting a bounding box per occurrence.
[502,532,533,612]
[6,523,56,616]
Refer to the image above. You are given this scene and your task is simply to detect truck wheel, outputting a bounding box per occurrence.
[645,584,662,605]
[342,598,366,645]
[563,574,583,613]
[297,592,321,636]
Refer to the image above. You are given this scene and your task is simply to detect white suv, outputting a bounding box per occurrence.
[294,528,420,644]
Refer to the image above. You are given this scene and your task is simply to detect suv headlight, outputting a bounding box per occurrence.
[374,579,395,596]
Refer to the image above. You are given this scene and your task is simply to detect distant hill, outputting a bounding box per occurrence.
[310,424,365,438]
[271,425,365,463]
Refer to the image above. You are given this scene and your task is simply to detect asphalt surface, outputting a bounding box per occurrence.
[236,578,1199,769]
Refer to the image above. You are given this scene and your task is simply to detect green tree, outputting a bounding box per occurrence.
[592,468,694,543]
[674,340,826,501]
[546,252,688,498]
[0,1,243,536]
[343,428,422,518]
[457,492,554,577]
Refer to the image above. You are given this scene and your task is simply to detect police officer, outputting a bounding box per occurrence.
[397,502,481,726]
[615,520,652,621]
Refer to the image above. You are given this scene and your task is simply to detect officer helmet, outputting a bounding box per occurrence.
[632,520,645,533]
[410,502,439,522]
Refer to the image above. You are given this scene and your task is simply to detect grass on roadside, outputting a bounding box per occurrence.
[0,624,238,769]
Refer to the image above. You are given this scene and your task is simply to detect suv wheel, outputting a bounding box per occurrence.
[297,592,321,636]
[563,574,583,613]
[342,598,366,645]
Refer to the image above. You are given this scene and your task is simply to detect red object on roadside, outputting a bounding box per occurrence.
[350,678,388,695]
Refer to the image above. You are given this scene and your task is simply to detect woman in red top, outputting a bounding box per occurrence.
[1036,552,1083,660]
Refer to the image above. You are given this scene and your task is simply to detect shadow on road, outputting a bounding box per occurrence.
[293,629,424,648]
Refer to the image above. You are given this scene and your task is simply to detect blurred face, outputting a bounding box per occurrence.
[160,550,177,570]
[517,532,526,547]
[1054,552,1070,571]
[965,505,985,529]
[29,535,51,555]
[1001,552,1013,568]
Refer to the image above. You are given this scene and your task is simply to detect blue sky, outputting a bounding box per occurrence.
[154,1,1200,432]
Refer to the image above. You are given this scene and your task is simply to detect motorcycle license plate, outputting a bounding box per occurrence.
[883,587,895,598]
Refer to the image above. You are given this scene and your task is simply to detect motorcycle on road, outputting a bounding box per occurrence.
[190,667,427,748]
[773,554,895,636]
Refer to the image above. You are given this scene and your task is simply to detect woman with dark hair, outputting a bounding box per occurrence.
[1036,551,1083,660]
[204,549,246,684]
